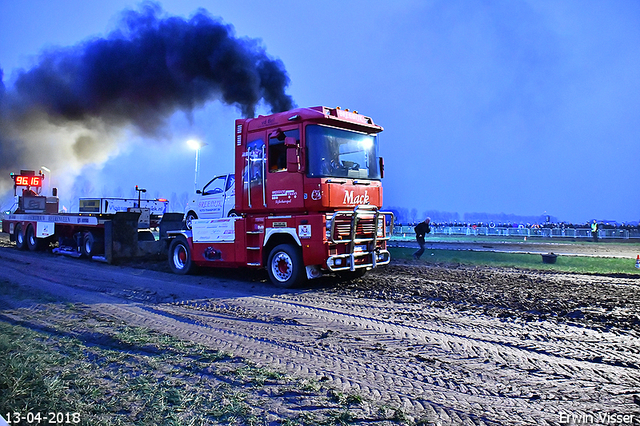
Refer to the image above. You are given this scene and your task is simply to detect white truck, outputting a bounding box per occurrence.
[184,173,236,229]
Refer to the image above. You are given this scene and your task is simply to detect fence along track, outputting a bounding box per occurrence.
[393,224,640,240]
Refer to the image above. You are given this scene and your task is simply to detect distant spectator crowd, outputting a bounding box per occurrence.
[395,220,640,230]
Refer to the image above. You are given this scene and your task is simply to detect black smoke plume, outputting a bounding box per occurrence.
[0,2,295,196]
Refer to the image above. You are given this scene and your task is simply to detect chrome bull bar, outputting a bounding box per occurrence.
[326,205,394,272]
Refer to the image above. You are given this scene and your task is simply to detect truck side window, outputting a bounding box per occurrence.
[244,139,265,186]
[226,174,235,193]
[269,129,299,172]
[203,176,225,195]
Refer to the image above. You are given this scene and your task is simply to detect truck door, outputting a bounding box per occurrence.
[200,175,228,218]
[266,127,303,210]
[243,133,267,211]
[222,174,236,216]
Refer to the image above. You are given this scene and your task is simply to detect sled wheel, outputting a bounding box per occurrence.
[26,225,41,252]
[81,231,104,257]
[15,223,27,250]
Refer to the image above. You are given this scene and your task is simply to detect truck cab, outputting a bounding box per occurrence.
[235,106,384,214]
[232,107,391,281]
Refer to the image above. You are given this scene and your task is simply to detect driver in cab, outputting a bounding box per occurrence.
[321,144,346,176]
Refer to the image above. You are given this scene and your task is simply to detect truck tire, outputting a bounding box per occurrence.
[81,231,104,257]
[228,209,238,217]
[14,223,27,250]
[185,212,198,230]
[168,236,195,275]
[26,225,41,252]
[266,244,305,288]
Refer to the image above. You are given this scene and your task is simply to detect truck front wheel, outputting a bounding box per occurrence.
[267,244,305,288]
[168,236,195,275]
[15,224,27,250]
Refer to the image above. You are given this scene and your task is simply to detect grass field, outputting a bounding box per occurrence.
[389,246,640,276]
[0,318,271,425]
[0,304,381,426]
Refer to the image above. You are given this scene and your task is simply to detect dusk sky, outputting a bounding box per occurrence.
[1,0,638,224]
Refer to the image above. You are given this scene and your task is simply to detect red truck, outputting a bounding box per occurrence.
[167,106,393,287]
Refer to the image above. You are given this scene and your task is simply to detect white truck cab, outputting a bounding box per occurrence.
[184,173,236,229]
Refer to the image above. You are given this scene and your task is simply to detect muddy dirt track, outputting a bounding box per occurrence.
[1,236,639,425]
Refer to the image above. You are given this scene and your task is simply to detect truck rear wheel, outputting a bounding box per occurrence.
[168,236,195,275]
[14,223,27,250]
[267,244,305,288]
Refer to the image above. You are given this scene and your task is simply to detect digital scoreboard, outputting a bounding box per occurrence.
[14,175,43,187]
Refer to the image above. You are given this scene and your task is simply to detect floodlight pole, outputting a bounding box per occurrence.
[188,140,208,192]
[40,166,51,195]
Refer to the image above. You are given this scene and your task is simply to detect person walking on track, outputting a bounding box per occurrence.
[413,217,431,260]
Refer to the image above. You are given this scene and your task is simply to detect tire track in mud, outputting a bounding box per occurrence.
[93,302,508,425]
[266,295,640,370]
[92,291,639,426]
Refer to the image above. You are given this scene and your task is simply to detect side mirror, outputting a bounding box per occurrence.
[196,190,202,194]
[284,136,297,147]
[379,157,385,179]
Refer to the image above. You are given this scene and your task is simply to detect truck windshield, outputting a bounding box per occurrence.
[306,125,381,179]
